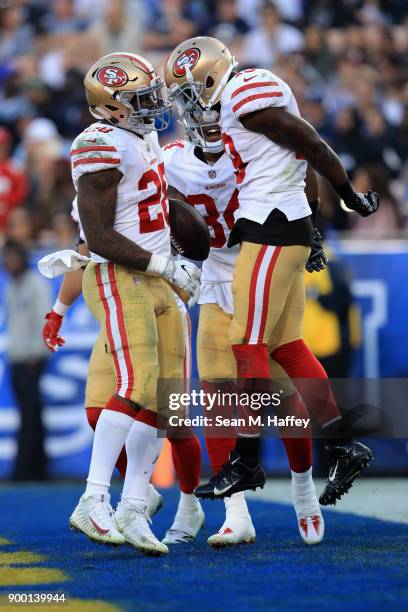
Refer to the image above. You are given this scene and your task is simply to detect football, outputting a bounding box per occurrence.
[168,198,211,261]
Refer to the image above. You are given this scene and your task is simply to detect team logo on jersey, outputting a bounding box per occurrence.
[173,48,201,77]
[97,66,128,87]
[208,169,217,179]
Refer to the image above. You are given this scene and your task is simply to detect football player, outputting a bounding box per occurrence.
[162,121,324,545]
[164,37,377,504]
[42,203,205,548]
[64,52,201,554]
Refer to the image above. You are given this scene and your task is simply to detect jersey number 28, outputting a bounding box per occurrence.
[138,162,169,233]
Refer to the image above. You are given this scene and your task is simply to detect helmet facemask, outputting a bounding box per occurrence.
[90,76,172,135]
[173,85,224,153]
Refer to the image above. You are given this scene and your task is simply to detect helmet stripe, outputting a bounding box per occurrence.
[113,53,154,78]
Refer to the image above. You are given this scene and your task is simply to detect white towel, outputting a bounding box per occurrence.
[37,249,91,278]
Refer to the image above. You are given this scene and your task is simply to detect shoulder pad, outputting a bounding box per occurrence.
[163,140,186,152]
[226,69,288,118]
[71,129,121,171]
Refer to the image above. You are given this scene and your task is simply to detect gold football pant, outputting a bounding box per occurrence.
[82,262,185,414]
[197,301,293,398]
[229,242,309,350]
[85,299,193,410]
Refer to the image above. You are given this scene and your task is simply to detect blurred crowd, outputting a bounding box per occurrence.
[0,0,407,248]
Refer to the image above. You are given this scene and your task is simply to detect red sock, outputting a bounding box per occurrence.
[232,344,270,437]
[86,407,101,431]
[275,392,312,473]
[201,380,237,473]
[205,437,236,474]
[105,395,138,419]
[169,433,202,493]
[86,406,128,478]
[272,339,341,428]
[232,343,270,378]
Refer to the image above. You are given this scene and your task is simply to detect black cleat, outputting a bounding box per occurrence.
[194,451,266,500]
[319,440,373,506]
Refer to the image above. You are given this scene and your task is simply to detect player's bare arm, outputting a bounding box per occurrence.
[77,168,152,271]
[241,109,348,188]
[78,169,201,301]
[305,164,319,219]
[304,165,327,273]
[241,108,379,217]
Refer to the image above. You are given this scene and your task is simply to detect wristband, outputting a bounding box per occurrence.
[146,254,170,275]
[53,299,69,316]
[334,179,356,207]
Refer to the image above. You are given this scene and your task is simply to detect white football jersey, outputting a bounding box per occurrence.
[71,122,171,263]
[162,140,240,284]
[162,140,239,314]
[220,68,311,225]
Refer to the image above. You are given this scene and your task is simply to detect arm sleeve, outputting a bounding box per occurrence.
[228,69,291,119]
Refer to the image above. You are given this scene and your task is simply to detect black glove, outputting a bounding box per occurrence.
[348,191,380,217]
[306,228,328,273]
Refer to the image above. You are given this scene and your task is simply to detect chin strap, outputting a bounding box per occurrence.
[203,139,224,153]
[206,59,237,109]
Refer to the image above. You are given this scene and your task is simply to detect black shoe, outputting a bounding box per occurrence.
[319,440,373,506]
[194,451,266,500]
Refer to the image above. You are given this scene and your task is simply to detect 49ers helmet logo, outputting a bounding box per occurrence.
[173,48,201,77]
[97,66,128,87]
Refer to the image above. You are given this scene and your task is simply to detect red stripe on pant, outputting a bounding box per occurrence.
[244,245,267,343]
[257,246,281,342]
[107,263,135,400]
[95,265,122,395]
[183,311,192,392]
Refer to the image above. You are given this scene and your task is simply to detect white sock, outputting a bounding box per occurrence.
[85,409,134,497]
[121,421,164,510]
[224,492,250,517]
[178,491,199,512]
[291,467,318,514]
[291,466,313,486]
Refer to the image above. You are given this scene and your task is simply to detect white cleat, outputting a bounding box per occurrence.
[162,500,205,544]
[292,477,325,545]
[69,493,125,546]
[145,484,164,519]
[115,501,168,556]
[207,514,256,548]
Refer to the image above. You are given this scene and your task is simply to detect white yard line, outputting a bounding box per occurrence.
[246,478,408,524]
